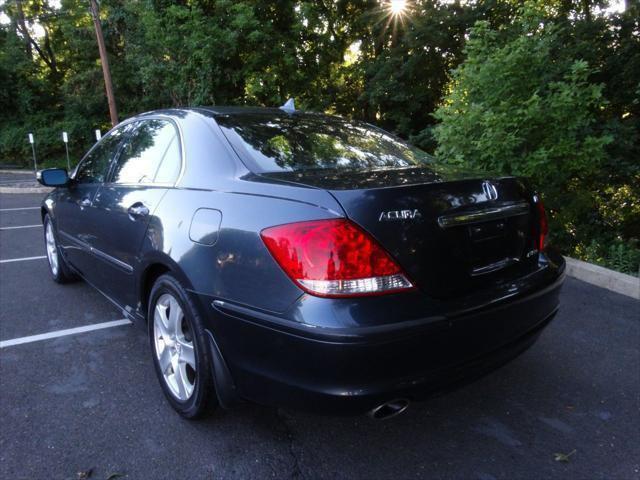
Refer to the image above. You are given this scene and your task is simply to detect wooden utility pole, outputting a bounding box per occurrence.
[89,0,118,126]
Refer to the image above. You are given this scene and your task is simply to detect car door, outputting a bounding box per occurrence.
[55,126,128,283]
[90,118,182,309]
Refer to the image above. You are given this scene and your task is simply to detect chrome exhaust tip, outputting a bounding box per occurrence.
[368,398,410,420]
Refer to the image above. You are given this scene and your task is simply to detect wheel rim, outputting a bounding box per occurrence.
[153,293,196,401]
[45,221,59,276]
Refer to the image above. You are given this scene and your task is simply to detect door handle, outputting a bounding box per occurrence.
[128,203,149,220]
[79,197,91,207]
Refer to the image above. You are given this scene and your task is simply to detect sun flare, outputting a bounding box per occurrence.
[388,0,407,16]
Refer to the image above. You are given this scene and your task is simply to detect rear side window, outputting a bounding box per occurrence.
[75,127,126,184]
[110,119,181,185]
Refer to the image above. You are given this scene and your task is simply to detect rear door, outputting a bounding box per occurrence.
[90,118,182,309]
[55,126,127,282]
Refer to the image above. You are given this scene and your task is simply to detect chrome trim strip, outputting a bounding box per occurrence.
[59,230,89,249]
[58,230,133,273]
[438,202,530,229]
[90,246,133,273]
[471,257,520,276]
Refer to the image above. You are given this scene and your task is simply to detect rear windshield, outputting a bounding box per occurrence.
[216,113,433,173]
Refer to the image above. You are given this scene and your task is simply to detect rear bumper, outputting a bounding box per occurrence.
[200,260,565,415]
[236,310,557,415]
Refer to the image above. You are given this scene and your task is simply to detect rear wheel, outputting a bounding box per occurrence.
[43,214,76,283]
[148,274,217,418]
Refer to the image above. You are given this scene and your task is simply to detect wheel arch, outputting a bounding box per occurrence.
[138,255,239,409]
[137,254,194,322]
[139,263,171,321]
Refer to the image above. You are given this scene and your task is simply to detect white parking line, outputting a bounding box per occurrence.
[0,319,132,348]
[0,207,40,212]
[0,224,41,230]
[0,255,46,264]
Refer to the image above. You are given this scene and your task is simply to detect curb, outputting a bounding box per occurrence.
[565,256,639,300]
[0,171,50,193]
[0,169,35,175]
[0,187,52,194]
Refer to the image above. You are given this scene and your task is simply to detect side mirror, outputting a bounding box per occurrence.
[37,168,70,187]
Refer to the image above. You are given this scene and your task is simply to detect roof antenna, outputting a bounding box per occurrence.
[280,98,295,113]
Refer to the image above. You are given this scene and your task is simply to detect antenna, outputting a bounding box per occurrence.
[280,98,295,113]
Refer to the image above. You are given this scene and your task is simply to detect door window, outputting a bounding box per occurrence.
[110,120,181,185]
[74,127,127,184]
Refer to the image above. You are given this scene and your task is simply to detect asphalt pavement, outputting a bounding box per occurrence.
[0,192,638,480]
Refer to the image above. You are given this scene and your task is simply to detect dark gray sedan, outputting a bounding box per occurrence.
[38,107,565,419]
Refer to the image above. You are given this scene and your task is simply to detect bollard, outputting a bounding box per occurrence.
[62,131,70,171]
[28,133,37,173]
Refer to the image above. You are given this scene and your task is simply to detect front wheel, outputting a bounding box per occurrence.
[43,214,77,283]
[148,274,218,418]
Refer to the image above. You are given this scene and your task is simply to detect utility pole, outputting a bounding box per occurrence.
[89,0,118,126]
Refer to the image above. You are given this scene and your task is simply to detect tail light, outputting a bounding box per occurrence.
[261,219,414,297]
[536,198,548,251]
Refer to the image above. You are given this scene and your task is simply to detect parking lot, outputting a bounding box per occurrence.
[0,190,638,480]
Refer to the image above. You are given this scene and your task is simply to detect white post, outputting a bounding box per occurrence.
[28,133,36,173]
[95,129,102,141]
[62,131,70,170]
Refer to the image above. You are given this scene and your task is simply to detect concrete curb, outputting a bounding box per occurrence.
[0,169,35,175]
[0,186,51,194]
[0,170,50,193]
[565,256,639,300]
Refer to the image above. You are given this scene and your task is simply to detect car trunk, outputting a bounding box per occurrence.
[260,166,543,299]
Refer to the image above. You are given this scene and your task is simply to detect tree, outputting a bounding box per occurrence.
[433,4,638,273]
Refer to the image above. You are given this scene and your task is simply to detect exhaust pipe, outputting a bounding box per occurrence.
[368,398,410,420]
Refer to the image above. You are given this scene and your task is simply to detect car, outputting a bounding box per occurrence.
[37,105,565,420]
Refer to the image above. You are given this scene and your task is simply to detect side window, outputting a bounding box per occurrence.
[111,119,180,185]
[74,127,126,184]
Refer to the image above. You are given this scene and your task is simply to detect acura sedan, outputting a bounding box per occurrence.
[38,106,565,419]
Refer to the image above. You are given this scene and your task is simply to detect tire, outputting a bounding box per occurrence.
[148,273,218,418]
[43,214,77,284]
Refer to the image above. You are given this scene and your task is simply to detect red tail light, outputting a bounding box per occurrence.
[260,219,414,297]
[536,198,548,251]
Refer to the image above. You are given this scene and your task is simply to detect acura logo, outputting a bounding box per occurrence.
[482,181,498,201]
[379,209,422,222]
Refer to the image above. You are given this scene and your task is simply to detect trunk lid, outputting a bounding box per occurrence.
[260,166,542,299]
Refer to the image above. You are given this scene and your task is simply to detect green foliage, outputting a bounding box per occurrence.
[581,239,640,277]
[434,3,639,275]
[434,15,611,184]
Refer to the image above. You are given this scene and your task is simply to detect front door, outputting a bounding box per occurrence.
[90,119,182,309]
[56,126,128,284]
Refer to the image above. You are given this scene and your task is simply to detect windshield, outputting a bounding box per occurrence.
[216,113,434,173]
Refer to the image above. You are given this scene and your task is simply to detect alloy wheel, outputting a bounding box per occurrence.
[153,293,197,401]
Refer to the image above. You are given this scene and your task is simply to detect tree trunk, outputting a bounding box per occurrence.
[15,0,32,58]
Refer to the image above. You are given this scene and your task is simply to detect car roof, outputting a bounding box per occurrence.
[195,106,289,115]
[129,106,330,122]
